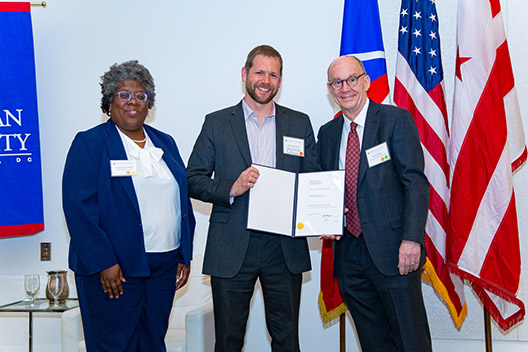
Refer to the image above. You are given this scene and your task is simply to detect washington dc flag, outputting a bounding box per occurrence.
[447,0,526,330]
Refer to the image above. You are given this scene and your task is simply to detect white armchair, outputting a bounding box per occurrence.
[61,255,214,352]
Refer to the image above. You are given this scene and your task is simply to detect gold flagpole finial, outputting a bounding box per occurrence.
[30,1,47,7]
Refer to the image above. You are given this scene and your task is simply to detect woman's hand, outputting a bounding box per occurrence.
[176,263,190,290]
[100,264,126,299]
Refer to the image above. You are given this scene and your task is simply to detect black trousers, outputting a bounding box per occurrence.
[335,233,432,352]
[211,233,302,352]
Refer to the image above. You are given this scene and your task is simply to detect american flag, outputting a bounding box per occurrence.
[447,0,526,330]
[393,0,467,327]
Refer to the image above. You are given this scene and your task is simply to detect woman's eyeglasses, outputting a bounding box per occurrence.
[114,91,149,103]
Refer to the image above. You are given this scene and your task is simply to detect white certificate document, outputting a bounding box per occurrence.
[295,170,345,236]
[247,164,344,237]
[247,166,296,236]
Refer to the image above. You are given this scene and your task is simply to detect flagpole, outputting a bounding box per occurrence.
[30,2,46,7]
[484,308,492,352]
[340,313,345,352]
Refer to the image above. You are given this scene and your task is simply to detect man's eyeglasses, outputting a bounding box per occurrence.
[329,73,366,90]
[114,91,149,103]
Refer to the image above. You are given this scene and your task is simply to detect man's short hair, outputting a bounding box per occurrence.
[245,45,283,75]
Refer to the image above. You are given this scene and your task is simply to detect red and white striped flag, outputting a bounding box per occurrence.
[393,0,467,328]
[447,0,526,330]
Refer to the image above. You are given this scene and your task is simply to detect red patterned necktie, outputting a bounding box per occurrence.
[345,121,362,237]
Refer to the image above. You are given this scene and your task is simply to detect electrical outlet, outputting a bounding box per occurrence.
[40,242,51,261]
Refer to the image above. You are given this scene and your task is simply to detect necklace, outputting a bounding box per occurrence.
[132,137,146,143]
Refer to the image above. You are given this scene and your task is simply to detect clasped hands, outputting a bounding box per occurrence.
[100,262,191,299]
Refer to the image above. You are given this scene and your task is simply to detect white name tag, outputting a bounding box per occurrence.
[110,160,137,177]
[283,136,304,157]
[366,142,391,168]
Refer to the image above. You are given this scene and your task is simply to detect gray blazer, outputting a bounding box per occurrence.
[187,101,320,278]
[317,101,430,276]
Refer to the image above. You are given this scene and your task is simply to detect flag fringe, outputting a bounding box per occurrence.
[447,264,525,331]
[422,259,467,329]
[512,146,527,174]
[318,291,348,325]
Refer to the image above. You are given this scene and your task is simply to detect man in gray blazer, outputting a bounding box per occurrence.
[317,55,432,351]
[187,45,319,352]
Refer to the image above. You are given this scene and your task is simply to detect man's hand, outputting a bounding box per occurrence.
[100,264,126,299]
[398,240,421,275]
[230,166,260,197]
[176,263,190,290]
[319,234,342,241]
[318,208,349,241]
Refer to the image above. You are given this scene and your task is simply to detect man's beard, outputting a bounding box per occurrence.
[246,83,277,104]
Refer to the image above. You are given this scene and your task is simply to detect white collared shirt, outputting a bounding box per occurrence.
[338,99,370,170]
[117,128,181,253]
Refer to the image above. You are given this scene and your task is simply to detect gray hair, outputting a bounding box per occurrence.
[100,60,156,114]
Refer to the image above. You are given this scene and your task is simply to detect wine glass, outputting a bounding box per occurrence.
[47,272,64,307]
[24,274,40,306]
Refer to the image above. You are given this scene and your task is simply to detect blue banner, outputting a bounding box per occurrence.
[0,2,44,237]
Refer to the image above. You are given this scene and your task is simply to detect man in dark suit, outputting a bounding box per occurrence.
[187,45,319,352]
[317,55,432,351]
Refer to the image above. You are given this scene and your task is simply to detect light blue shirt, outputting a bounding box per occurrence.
[242,99,276,167]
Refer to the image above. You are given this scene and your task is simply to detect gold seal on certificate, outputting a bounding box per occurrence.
[247,164,344,237]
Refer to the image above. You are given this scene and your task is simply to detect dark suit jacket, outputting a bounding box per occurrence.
[317,101,430,276]
[187,101,320,278]
[63,119,195,277]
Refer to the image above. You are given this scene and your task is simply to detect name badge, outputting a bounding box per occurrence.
[110,160,137,177]
[366,142,391,168]
[283,136,304,157]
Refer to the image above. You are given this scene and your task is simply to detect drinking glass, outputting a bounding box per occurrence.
[24,274,40,306]
[47,272,64,307]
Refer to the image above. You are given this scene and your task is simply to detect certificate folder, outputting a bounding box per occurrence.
[247,164,345,237]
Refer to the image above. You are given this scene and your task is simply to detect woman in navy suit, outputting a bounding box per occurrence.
[63,60,195,351]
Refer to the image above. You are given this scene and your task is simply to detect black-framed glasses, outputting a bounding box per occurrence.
[114,91,149,103]
[329,73,366,90]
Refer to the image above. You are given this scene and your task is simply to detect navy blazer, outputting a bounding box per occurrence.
[317,101,430,276]
[187,101,320,278]
[63,119,195,277]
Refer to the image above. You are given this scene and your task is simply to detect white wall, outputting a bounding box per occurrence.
[1,0,527,350]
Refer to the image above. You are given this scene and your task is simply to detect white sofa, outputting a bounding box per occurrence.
[61,255,214,352]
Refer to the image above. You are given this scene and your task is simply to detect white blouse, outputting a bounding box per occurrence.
[117,127,181,253]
